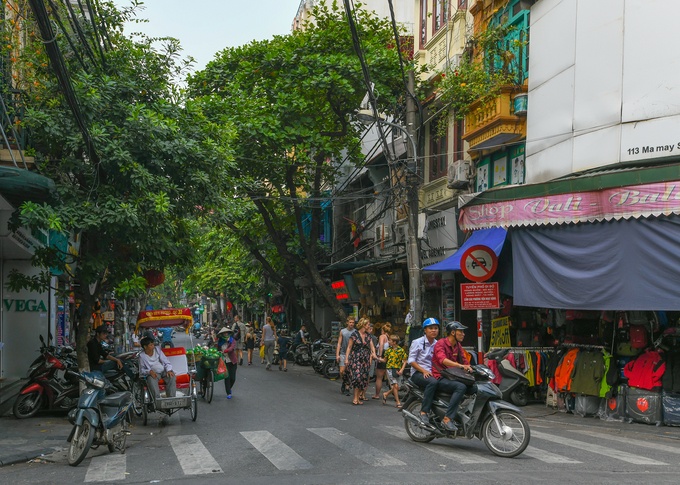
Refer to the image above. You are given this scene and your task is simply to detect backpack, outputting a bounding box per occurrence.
[629,325,648,349]
[232,323,242,341]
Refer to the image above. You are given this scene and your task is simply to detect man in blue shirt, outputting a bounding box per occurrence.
[407,318,440,424]
[158,327,174,348]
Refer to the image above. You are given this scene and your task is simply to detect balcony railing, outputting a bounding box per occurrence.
[462,86,527,151]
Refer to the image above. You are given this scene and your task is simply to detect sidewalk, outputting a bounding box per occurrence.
[0,414,73,467]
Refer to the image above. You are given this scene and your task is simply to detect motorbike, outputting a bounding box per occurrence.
[321,353,340,379]
[192,322,202,338]
[401,364,530,458]
[66,370,133,466]
[292,341,313,366]
[496,359,530,406]
[13,336,80,419]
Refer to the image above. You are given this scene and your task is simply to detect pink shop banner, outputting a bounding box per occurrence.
[459,180,680,231]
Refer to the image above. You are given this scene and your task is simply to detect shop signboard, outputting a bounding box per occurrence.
[102,311,115,322]
[460,282,500,310]
[490,316,511,347]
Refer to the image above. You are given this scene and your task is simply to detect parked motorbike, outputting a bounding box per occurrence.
[293,342,313,366]
[496,359,530,406]
[66,371,132,466]
[192,322,202,338]
[401,364,530,458]
[321,354,340,379]
[13,336,79,419]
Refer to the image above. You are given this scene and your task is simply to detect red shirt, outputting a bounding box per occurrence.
[432,337,469,379]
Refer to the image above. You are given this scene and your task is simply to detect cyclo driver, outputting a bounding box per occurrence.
[407,318,440,425]
[431,321,474,432]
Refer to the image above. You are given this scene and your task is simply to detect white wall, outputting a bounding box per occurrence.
[1,261,52,378]
[526,0,680,183]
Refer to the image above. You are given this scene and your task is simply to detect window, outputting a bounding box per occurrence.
[420,0,428,49]
[430,117,448,181]
[433,1,449,34]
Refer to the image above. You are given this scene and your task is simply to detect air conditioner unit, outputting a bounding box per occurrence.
[447,159,471,189]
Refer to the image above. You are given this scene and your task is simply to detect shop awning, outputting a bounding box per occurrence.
[458,163,680,231]
[423,227,507,272]
[512,214,680,310]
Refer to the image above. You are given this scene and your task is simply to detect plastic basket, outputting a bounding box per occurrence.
[201,356,220,370]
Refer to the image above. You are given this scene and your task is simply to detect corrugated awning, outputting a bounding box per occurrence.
[458,163,680,231]
[423,227,507,272]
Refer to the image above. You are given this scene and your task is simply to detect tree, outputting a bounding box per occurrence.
[9,1,234,368]
[188,1,406,330]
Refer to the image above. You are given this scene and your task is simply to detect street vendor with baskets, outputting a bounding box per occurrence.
[217,327,238,399]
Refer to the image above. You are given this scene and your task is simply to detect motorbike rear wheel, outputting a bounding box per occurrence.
[68,419,95,466]
[510,386,528,407]
[403,401,435,443]
[107,418,129,453]
[482,409,530,458]
[323,361,340,379]
[13,391,42,419]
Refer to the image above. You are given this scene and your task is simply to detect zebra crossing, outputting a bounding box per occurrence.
[81,426,680,482]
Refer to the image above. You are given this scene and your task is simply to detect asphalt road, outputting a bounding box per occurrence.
[2,332,680,484]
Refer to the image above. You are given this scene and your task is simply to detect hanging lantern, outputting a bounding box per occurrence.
[143,269,165,288]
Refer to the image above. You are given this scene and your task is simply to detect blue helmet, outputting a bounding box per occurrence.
[422,317,440,329]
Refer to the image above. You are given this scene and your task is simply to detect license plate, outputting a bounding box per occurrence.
[156,397,189,409]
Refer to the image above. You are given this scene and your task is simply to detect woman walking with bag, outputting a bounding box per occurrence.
[217,327,238,399]
[345,317,378,405]
[372,322,391,400]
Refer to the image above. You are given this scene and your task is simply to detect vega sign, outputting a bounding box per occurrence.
[3,299,48,312]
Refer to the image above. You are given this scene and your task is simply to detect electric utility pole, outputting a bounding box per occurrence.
[405,70,422,328]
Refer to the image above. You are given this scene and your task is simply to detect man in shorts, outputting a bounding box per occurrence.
[335,316,355,396]
[232,315,247,365]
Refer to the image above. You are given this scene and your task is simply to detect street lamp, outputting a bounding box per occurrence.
[355,108,423,331]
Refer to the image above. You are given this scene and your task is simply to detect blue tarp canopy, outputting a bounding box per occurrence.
[423,227,507,272]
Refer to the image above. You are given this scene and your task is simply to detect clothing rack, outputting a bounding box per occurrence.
[559,343,605,350]
[488,347,555,352]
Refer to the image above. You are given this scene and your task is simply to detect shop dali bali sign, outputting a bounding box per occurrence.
[3,298,48,312]
[459,180,680,230]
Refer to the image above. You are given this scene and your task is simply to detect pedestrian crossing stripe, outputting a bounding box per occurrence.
[241,430,312,471]
[531,430,667,465]
[377,425,496,464]
[84,454,126,482]
[308,427,405,466]
[168,434,223,475]
[80,427,680,481]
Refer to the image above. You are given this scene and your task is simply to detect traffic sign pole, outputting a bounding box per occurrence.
[477,310,483,364]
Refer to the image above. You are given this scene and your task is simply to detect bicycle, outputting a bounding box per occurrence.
[196,355,218,403]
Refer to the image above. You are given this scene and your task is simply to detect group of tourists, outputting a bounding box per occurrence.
[335,315,473,432]
[336,316,409,407]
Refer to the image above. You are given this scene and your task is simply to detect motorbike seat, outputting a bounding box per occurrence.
[99,391,131,407]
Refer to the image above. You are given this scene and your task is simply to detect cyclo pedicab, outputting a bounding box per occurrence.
[135,308,198,425]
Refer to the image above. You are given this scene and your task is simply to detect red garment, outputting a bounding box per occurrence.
[624,350,665,391]
[554,348,580,392]
[221,337,238,364]
[485,359,503,385]
[432,338,469,379]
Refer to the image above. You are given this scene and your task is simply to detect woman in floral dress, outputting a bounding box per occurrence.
[344,317,378,405]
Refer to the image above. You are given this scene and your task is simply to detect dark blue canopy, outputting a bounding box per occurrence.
[423,227,507,272]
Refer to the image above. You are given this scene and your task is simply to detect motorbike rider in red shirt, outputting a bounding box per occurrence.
[431,321,474,432]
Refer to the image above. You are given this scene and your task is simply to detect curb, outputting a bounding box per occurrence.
[0,447,61,467]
